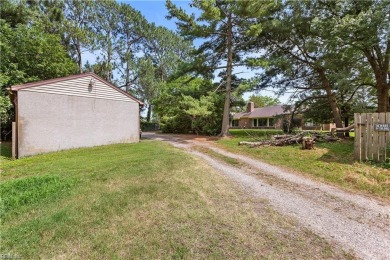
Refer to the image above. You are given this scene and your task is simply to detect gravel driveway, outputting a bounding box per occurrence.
[143,132,390,260]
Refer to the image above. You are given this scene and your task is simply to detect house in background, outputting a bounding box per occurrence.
[231,102,291,129]
[231,102,336,131]
[10,72,143,158]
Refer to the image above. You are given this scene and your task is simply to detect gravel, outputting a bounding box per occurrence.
[143,132,390,260]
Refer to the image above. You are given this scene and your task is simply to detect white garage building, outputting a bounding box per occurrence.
[10,73,143,158]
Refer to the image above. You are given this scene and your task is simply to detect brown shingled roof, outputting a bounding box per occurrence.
[233,105,291,119]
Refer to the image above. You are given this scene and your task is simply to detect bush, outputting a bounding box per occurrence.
[160,113,222,136]
[0,93,14,140]
[160,114,193,134]
[141,122,160,131]
[229,129,284,138]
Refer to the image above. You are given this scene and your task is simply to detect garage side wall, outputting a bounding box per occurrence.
[17,78,140,157]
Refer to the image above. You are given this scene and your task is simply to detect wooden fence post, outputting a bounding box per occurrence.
[354,113,361,161]
[12,122,16,160]
[355,112,390,162]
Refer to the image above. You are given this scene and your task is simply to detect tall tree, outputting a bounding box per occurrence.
[0,19,77,139]
[166,0,273,136]
[135,57,162,122]
[245,0,367,129]
[141,24,192,121]
[63,0,95,73]
[116,3,147,92]
[153,76,223,135]
[144,24,192,81]
[0,21,77,88]
[322,0,390,112]
[92,0,120,81]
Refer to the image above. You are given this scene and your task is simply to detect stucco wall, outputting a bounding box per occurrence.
[17,91,140,157]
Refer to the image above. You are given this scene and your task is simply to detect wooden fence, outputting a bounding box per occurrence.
[354,113,390,161]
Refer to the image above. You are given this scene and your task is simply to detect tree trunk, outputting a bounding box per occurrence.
[146,105,152,122]
[77,40,82,73]
[344,117,349,137]
[125,56,131,93]
[106,30,112,81]
[220,13,233,137]
[377,84,390,112]
[318,69,343,129]
[362,46,390,112]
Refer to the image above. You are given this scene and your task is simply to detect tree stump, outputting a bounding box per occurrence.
[302,137,314,150]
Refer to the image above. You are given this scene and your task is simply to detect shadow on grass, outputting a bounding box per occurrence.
[317,139,355,165]
[1,142,12,160]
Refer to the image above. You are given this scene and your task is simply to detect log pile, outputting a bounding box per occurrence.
[238,132,341,148]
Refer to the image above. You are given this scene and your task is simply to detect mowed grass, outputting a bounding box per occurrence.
[1,141,350,259]
[219,130,390,198]
[229,129,284,139]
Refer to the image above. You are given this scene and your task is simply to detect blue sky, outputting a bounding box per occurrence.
[121,0,191,32]
[85,0,290,102]
[122,0,291,102]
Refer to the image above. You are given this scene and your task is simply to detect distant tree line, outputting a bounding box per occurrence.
[1,0,389,138]
[166,0,389,135]
[0,0,192,139]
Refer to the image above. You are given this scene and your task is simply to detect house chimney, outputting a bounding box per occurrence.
[246,102,254,112]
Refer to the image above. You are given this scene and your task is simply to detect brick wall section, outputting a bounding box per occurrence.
[239,118,251,128]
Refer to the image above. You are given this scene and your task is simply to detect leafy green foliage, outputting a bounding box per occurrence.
[322,0,390,112]
[0,91,13,139]
[154,77,223,135]
[63,0,96,72]
[248,95,280,108]
[0,19,77,139]
[0,21,77,88]
[166,0,277,136]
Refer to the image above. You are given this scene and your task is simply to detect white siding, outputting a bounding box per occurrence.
[17,91,140,157]
[21,77,136,103]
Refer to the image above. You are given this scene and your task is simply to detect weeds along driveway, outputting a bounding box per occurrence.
[143,132,390,260]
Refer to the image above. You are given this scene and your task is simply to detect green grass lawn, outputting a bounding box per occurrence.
[0,141,350,259]
[219,130,390,198]
[229,129,284,139]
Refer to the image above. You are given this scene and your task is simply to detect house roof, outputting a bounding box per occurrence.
[10,72,144,106]
[233,105,292,119]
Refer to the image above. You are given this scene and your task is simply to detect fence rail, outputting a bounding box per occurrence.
[354,113,390,161]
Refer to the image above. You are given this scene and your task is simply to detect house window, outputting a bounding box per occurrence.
[253,118,274,127]
[304,119,314,127]
[232,120,239,127]
[258,118,268,126]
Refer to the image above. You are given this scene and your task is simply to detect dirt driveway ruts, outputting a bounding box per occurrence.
[144,132,390,260]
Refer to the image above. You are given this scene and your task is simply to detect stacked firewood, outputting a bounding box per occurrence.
[238,132,340,148]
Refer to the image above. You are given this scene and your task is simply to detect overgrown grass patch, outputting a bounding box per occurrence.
[217,137,390,198]
[1,141,350,259]
[0,175,77,219]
